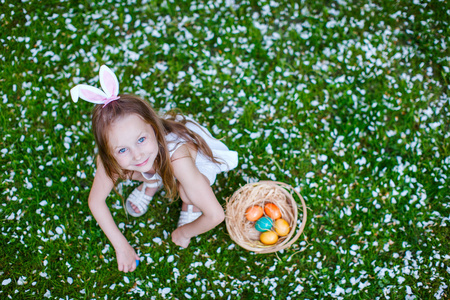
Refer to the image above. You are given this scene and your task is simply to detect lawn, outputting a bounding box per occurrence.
[1,0,449,299]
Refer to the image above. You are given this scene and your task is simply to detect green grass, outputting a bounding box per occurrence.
[1,0,449,299]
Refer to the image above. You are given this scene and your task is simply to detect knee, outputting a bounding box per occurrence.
[211,207,225,225]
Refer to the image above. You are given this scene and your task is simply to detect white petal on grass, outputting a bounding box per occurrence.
[384,214,392,223]
[17,276,26,285]
[358,281,370,289]
[305,172,314,178]
[434,283,448,299]
[178,71,186,79]
[386,130,397,137]
[186,274,196,282]
[355,157,367,166]
[159,287,171,296]
[55,226,63,235]
[350,245,360,251]
[237,89,246,97]
[66,23,77,32]
[205,259,214,268]
[318,154,328,161]
[202,69,217,76]
[24,177,33,189]
[249,132,261,139]
[2,279,11,285]
[39,200,48,206]
[429,122,441,129]
[155,62,168,72]
[334,285,345,296]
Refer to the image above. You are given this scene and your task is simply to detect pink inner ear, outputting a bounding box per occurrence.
[80,89,106,101]
[103,71,118,95]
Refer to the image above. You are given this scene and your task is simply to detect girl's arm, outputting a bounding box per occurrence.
[88,156,139,272]
[171,145,225,247]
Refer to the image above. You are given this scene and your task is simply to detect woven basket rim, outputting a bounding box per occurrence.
[225,180,307,254]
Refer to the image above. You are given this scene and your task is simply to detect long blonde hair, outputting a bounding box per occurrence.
[92,94,220,199]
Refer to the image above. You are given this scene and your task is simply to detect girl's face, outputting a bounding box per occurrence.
[107,114,159,173]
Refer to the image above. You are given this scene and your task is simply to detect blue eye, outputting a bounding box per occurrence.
[138,137,145,143]
[118,148,126,154]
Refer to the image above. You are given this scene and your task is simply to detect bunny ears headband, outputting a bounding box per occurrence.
[70,65,120,107]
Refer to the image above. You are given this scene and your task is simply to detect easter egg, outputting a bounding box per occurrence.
[274,218,290,236]
[255,217,274,232]
[136,260,140,267]
[245,205,264,221]
[264,203,281,219]
[260,231,278,245]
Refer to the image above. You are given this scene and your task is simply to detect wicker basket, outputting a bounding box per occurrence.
[225,181,307,253]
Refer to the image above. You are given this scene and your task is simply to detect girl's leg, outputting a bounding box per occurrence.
[177,172,210,212]
[178,184,202,212]
[177,183,203,227]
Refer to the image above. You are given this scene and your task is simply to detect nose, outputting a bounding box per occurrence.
[133,149,143,161]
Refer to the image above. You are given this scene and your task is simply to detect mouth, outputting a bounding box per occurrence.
[136,158,149,167]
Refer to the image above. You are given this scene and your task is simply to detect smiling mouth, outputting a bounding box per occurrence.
[136,158,149,167]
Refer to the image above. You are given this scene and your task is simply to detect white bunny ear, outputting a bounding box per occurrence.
[71,84,108,104]
[70,86,80,102]
[99,65,119,98]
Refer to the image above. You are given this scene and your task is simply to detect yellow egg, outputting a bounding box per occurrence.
[274,218,290,236]
[260,231,278,245]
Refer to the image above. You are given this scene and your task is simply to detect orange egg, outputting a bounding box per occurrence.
[260,231,278,245]
[274,218,290,236]
[264,203,281,219]
[245,205,264,221]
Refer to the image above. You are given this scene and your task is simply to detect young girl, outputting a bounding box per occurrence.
[70,65,238,273]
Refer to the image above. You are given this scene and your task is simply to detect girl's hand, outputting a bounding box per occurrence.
[172,227,191,248]
[115,244,140,273]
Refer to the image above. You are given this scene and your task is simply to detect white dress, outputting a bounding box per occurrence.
[142,117,238,186]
